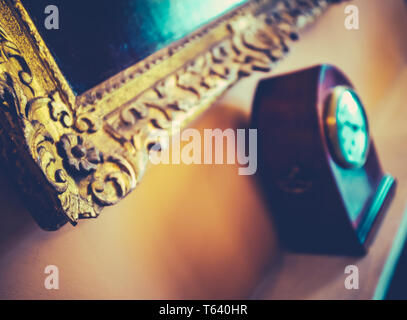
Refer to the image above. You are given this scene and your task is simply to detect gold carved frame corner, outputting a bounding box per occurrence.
[0,0,345,229]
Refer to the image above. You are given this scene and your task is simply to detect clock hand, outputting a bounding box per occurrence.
[343,120,360,132]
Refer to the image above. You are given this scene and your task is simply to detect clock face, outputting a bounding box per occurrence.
[325,86,370,168]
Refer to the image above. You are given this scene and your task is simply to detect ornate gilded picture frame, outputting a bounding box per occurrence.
[0,0,345,230]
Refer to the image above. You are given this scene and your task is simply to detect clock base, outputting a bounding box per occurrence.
[262,174,396,256]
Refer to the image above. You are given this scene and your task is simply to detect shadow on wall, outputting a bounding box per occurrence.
[0,163,38,254]
[0,103,279,299]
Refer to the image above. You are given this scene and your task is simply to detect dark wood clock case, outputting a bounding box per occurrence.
[252,65,396,255]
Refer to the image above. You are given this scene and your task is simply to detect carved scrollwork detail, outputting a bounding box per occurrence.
[48,91,74,128]
[89,153,138,207]
[0,25,87,224]
[0,26,20,64]
[73,103,103,133]
[103,0,322,157]
[28,121,68,193]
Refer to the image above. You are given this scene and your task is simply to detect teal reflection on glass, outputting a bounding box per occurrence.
[336,89,369,168]
[136,0,246,47]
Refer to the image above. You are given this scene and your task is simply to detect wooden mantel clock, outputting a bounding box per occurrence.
[252,65,396,255]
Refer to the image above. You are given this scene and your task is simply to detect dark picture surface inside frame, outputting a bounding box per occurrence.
[22,0,247,94]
